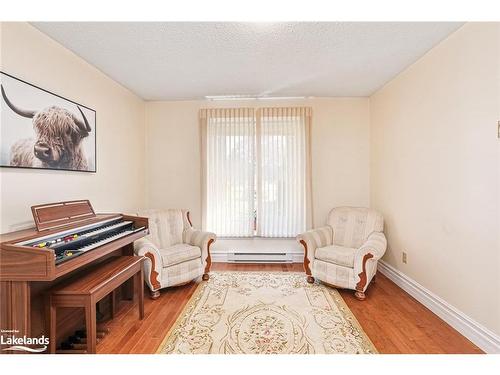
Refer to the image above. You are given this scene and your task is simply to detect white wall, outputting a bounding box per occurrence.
[145,98,370,256]
[0,23,146,232]
[145,98,371,233]
[371,23,500,335]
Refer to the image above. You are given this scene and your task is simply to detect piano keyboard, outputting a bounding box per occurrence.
[15,215,148,265]
[15,216,121,246]
[55,226,146,264]
[49,220,135,250]
[80,220,133,239]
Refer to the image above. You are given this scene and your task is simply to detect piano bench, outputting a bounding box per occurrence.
[46,256,145,354]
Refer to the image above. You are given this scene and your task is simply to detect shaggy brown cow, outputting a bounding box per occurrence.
[1,85,92,170]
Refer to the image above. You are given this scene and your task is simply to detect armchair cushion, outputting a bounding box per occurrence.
[315,245,356,268]
[160,244,201,267]
[327,207,384,248]
[138,209,185,248]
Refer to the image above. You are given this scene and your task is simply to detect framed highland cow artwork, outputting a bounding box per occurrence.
[0,71,96,172]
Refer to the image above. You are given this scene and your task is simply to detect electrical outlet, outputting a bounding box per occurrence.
[402,252,408,264]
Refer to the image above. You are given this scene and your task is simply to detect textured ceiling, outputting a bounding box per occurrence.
[32,22,462,100]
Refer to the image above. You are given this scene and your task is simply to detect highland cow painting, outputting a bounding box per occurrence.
[0,72,96,172]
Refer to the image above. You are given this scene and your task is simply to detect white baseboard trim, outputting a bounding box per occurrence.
[378,260,500,354]
[211,252,303,263]
[211,252,228,263]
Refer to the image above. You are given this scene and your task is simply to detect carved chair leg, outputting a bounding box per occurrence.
[372,274,376,283]
[150,290,160,300]
[354,253,373,302]
[202,239,214,282]
[354,290,366,301]
[299,240,314,284]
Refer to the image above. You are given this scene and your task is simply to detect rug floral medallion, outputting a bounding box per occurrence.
[157,272,377,354]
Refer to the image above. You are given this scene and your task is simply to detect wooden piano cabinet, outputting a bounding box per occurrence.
[0,281,31,339]
[0,245,55,281]
[0,205,149,354]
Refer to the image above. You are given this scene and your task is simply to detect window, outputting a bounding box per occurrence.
[200,107,312,237]
[203,108,256,237]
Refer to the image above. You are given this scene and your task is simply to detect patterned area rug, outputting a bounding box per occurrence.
[157,272,376,354]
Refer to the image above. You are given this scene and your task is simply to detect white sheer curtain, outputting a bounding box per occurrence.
[200,108,255,237]
[257,107,312,237]
[200,107,312,238]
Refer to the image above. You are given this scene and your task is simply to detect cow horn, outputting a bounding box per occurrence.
[1,84,36,118]
[74,106,92,136]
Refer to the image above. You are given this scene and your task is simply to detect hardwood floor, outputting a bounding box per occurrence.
[96,263,483,354]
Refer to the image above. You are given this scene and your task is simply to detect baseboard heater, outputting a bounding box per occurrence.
[227,252,293,263]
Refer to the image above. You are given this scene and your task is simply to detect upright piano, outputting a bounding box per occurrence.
[0,200,148,352]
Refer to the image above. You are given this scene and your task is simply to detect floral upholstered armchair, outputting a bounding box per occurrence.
[134,209,216,299]
[296,207,387,300]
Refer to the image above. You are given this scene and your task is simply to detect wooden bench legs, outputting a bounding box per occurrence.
[85,301,97,354]
[47,261,144,354]
[110,290,117,319]
[134,268,145,319]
